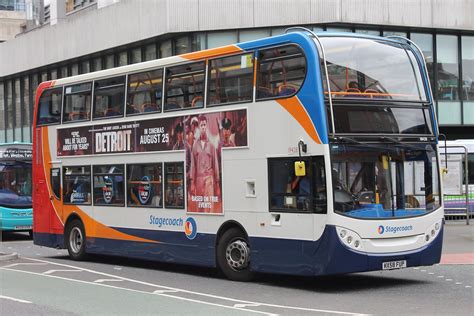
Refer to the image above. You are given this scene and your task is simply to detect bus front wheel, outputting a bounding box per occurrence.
[65,219,87,261]
[217,228,254,281]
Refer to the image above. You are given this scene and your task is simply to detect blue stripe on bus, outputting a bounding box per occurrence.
[34,225,443,276]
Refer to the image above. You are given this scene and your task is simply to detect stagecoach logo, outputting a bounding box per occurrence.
[102,177,114,204]
[185,217,197,240]
[378,224,413,234]
[138,176,151,205]
[378,225,385,234]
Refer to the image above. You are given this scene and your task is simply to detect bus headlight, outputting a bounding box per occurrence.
[336,226,363,251]
[425,220,442,244]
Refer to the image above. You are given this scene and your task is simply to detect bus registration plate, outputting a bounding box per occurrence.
[382,260,407,270]
[15,225,32,230]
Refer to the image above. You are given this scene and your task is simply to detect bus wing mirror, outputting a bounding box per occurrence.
[295,161,306,177]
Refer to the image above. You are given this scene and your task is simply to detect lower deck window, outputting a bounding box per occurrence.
[63,166,91,205]
[127,163,163,207]
[93,165,125,206]
[164,162,184,209]
[268,156,327,213]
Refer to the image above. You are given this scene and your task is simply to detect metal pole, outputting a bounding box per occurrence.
[440,145,469,225]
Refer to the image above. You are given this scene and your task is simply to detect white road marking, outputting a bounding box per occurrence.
[466,286,472,288]
[445,279,452,281]
[428,272,434,275]
[456,282,462,285]
[0,295,32,304]
[94,279,123,283]
[1,262,47,268]
[153,289,178,294]
[43,269,82,275]
[0,267,273,316]
[17,257,370,316]
[234,303,261,308]
[437,275,444,278]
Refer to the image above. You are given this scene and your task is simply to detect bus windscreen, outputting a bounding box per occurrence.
[320,37,427,102]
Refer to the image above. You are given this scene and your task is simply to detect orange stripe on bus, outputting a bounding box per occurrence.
[181,45,242,60]
[276,97,321,144]
[41,128,158,244]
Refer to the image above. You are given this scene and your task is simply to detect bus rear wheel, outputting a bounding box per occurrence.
[217,228,254,281]
[65,219,87,261]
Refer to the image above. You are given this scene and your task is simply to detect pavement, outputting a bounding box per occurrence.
[440,220,474,264]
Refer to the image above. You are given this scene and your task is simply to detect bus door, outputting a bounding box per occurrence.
[49,162,63,230]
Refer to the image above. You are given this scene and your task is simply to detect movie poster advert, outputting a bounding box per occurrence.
[186,109,247,214]
[57,126,92,156]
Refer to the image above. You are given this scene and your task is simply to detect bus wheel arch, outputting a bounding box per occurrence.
[216,221,254,281]
[64,213,87,261]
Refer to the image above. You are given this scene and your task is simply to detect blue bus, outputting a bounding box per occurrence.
[0,143,33,237]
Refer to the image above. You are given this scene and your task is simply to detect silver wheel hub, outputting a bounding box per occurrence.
[226,240,250,270]
[69,227,83,254]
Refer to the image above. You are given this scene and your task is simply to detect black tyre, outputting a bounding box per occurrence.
[28,230,33,239]
[65,219,87,260]
[216,228,254,281]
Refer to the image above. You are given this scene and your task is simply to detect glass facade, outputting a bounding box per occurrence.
[0,25,472,143]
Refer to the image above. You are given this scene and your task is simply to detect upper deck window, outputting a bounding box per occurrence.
[63,82,92,123]
[93,76,126,119]
[207,53,254,106]
[164,61,205,111]
[127,69,163,115]
[257,45,306,100]
[320,37,427,102]
[37,87,62,126]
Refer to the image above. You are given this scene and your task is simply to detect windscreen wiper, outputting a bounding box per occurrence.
[379,136,427,151]
[333,136,391,151]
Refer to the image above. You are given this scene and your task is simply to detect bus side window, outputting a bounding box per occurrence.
[268,156,326,213]
[51,168,61,200]
[164,62,205,112]
[256,45,306,100]
[63,166,91,205]
[127,163,163,208]
[63,82,92,123]
[93,76,126,119]
[37,87,62,126]
[93,165,125,206]
[207,53,254,106]
[127,69,163,116]
[164,162,184,209]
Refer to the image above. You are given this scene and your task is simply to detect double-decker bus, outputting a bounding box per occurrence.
[33,29,443,281]
[0,142,33,237]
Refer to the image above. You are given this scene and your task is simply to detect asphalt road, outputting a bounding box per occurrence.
[1,223,473,316]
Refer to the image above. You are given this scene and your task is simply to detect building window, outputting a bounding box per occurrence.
[165,61,205,111]
[14,79,21,141]
[436,35,459,101]
[105,55,114,69]
[93,165,125,206]
[164,162,184,209]
[92,57,102,71]
[130,48,142,64]
[239,29,270,42]
[127,69,163,115]
[80,60,90,74]
[160,40,172,58]
[411,33,434,92]
[268,156,326,213]
[63,166,91,205]
[93,76,125,119]
[71,64,79,76]
[0,82,5,143]
[207,53,254,106]
[118,51,128,67]
[192,33,206,51]
[37,87,62,126]
[127,163,163,207]
[257,45,306,99]
[461,36,474,101]
[144,44,157,61]
[208,31,237,48]
[175,36,189,55]
[22,77,31,142]
[438,101,461,125]
[63,82,92,122]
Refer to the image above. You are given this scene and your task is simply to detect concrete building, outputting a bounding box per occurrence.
[0,0,473,143]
